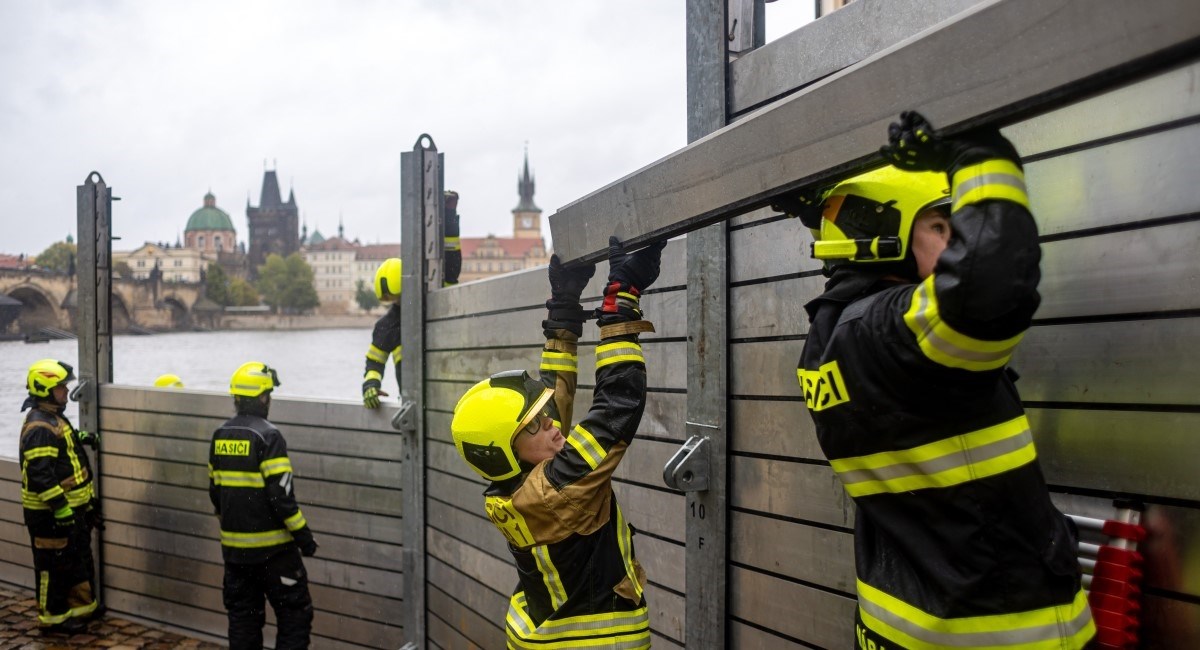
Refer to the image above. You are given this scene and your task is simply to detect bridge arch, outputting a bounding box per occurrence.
[111,292,132,333]
[161,295,191,330]
[4,285,64,334]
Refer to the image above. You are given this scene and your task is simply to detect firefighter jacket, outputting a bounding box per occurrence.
[364,302,401,393]
[20,402,95,528]
[208,414,314,564]
[798,158,1095,649]
[484,319,652,649]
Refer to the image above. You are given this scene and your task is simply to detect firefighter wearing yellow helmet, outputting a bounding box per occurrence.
[209,362,317,648]
[153,374,184,389]
[787,112,1094,649]
[451,236,665,648]
[361,257,402,408]
[19,359,101,634]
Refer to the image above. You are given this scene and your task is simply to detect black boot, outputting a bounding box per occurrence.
[40,616,87,636]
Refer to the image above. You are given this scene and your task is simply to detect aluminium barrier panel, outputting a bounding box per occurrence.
[94,386,403,649]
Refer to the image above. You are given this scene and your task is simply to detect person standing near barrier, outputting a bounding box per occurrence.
[361,191,461,409]
[451,237,664,649]
[19,359,101,635]
[789,112,1094,649]
[210,361,317,649]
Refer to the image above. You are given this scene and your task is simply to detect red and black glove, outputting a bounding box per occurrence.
[597,236,666,325]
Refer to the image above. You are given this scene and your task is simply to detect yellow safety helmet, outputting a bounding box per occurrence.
[810,167,950,265]
[153,374,184,389]
[229,361,280,398]
[374,258,402,302]
[451,370,555,482]
[27,359,75,398]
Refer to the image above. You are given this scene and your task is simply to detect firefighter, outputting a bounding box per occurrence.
[361,191,461,409]
[451,236,665,649]
[210,361,317,649]
[362,257,401,409]
[789,112,1095,649]
[19,359,101,634]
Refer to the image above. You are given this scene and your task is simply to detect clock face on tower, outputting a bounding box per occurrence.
[521,217,532,228]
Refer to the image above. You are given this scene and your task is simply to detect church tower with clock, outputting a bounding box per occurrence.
[512,149,542,239]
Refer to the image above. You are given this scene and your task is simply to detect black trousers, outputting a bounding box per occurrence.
[223,547,314,650]
[27,523,98,627]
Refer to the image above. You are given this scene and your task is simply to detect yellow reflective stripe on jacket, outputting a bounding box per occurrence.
[22,446,58,461]
[211,470,266,488]
[858,579,1094,650]
[443,235,461,251]
[951,159,1030,212]
[220,528,294,548]
[64,433,85,488]
[259,457,293,477]
[532,545,568,610]
[36,485,64,502]
[540,350,577,374]
[22,493,51,509]
[595,341,644,369]
[391,346,402,363]
[566,424,607,470]
[615,504,643,601]
[364,369,383,383]
[65,483,94,508]
[506,592,651,648]
[366,344,388,363]
[283,510,307,531]
[830,416,1036,497]
[904,277,1024,371]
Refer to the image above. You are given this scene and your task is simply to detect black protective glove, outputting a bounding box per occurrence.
[772,186,831,230]
[596,236,667,324]
[83,499,106,532]
[606,236,667,293]
[879,111,1021,173]
[76,429,100,450]
[543,254,596,338]
[299,538,319,557]
[53,505,76,533]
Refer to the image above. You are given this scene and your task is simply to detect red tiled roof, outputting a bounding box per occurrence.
[0,254,30,270]
[357,243,402,260]
[461,236,545,258]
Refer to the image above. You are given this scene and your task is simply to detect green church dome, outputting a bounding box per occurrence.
[185,192,235,232]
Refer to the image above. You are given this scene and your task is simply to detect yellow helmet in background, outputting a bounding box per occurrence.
[451,370,554,482]
[374,258,402,302]
[811,167,950,264]
[27,359,75,398]
[229,362,280,398]
[154,374,184,389]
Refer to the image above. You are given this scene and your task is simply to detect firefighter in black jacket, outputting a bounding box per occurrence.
[362,191,461,409]
[451,237,665,649]
[790,112,1094,649]
[19,359,101,635]
[210,361,318,649]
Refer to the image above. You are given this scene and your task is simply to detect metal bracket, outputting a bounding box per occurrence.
[662,434,711,491]
[69,379,91,403]
[391,395,418,434]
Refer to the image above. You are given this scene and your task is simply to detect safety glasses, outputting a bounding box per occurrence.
[519,410,554,437]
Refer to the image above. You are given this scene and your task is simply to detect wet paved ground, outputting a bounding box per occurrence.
[0,587,224,649]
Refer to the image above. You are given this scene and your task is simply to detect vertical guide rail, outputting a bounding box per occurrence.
[680,0,742,646]
[399,135,441,647]
[75,172,113,600]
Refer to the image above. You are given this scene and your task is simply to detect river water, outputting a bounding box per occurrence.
[0,328,378,459]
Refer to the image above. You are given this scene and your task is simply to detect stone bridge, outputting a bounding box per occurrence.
[0,268,205,335]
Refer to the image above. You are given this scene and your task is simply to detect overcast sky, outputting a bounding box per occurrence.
[0,1,813,257]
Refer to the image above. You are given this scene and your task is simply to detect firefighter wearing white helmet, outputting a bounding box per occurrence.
[361,257,402,408]
[19,359,102,634]
[787,112,1094,649]
[209,361,317,649]
[452,236,666,648]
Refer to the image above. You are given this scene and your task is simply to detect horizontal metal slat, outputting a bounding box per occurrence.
[550,0,1200,263]
[729,564,856,649]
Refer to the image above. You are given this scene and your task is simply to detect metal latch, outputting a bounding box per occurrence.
[391,395,418,434]
[69,379,90,403]
[662,435,710,492]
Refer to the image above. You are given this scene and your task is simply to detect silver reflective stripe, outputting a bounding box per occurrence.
[910,285,1018,365]
[951,171,1027,206]
[836,428,1033,486]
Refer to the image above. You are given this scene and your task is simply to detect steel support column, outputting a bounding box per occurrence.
[75,172,113,600]
[681,1,742,646]
[399,135,442,647]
